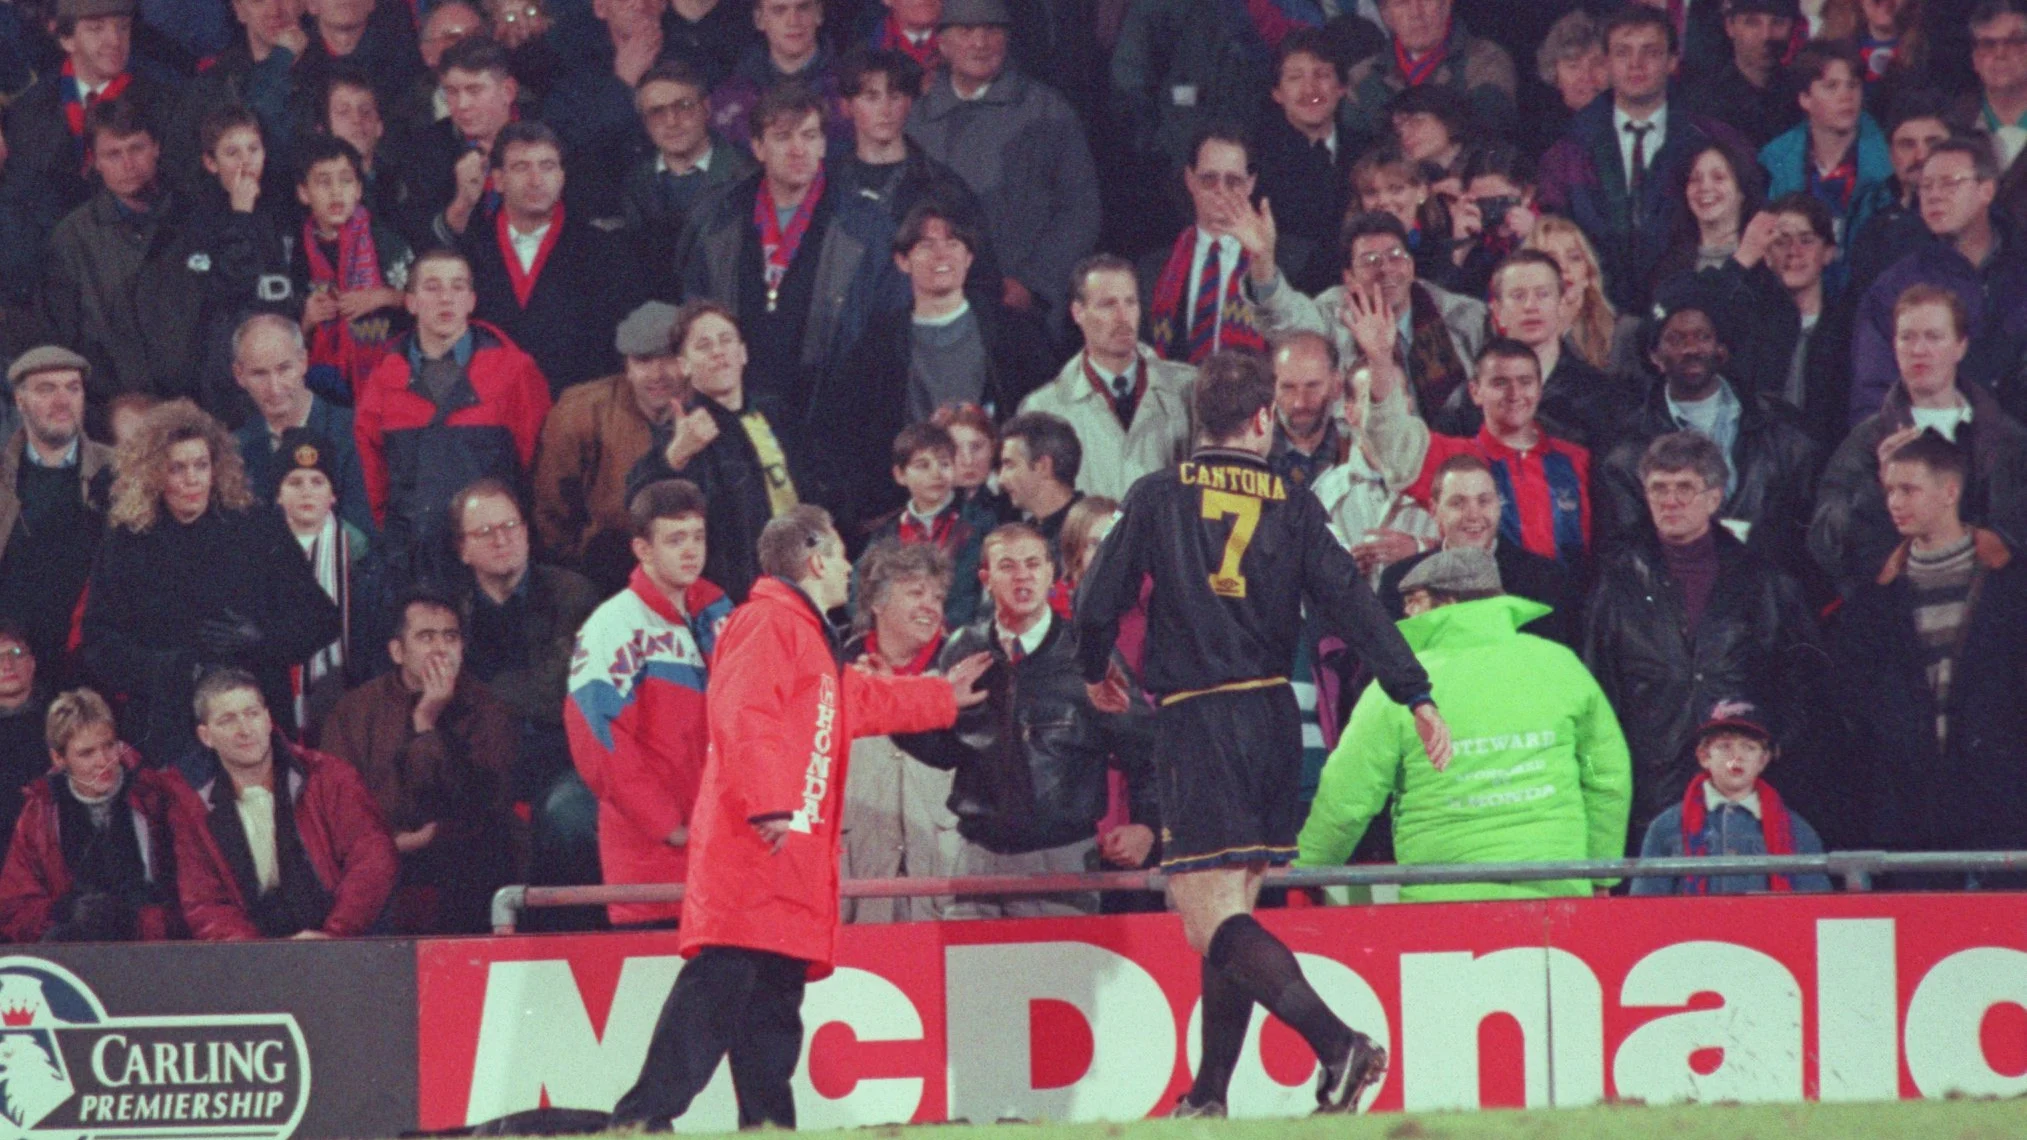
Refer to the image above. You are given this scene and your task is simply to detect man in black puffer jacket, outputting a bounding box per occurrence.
[897,523,1157,917]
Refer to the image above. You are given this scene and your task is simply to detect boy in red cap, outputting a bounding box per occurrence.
[1630,698,1831,895]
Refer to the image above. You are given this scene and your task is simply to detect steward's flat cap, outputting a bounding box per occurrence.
[1400,547,1502,596]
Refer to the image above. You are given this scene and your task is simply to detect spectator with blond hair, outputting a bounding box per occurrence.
[0,687,189,942]
[80,400,339,767]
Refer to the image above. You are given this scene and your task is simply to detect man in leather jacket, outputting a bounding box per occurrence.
[1596,301,1823,592]
[1584,431,1825,847]
[897,523,1157,917]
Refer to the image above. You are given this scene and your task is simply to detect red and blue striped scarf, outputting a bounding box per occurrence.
[1147,227,1265,363]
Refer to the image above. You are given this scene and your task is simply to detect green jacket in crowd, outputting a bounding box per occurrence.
[1297,595,1632,901]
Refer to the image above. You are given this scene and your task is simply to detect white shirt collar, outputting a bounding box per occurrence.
[997,608,1051,658]
[656,144,715,176]
[913,298,972,327]
[1613,101,1667,183]
[508,220,552,273]
[906,494,955,525]
[1704,781,1762,820]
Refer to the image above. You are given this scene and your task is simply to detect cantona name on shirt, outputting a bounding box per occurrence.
[1179,463,1288,501]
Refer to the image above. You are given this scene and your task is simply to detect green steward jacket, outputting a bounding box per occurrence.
[1297,595,1632,901]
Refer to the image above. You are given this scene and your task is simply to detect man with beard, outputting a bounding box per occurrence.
[0,348,113,665]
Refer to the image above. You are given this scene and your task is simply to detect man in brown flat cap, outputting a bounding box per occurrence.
[0,346,114,669]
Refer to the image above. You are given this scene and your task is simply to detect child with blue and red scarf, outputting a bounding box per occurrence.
[1631,699,1831,896]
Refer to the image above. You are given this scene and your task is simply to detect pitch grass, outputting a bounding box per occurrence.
[566,1098,2027,1139]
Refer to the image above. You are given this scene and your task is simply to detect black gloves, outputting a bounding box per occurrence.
[197,607,264,659]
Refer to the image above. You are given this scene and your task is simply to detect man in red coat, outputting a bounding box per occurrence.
[611,505,989,1131]
[174,669,399,941]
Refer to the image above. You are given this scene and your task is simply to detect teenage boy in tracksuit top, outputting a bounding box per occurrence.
[1076,350,1454,1118]
[565,479,733,928]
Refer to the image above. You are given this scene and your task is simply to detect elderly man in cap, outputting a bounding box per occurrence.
[1,0,169,215]
[1300,547,1633,901]
[0,347,114,668]
[906,0,1099,343]
[533,301,685,595]
[232,315,376,540]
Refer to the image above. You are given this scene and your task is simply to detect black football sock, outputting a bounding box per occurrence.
[1205,914,1353,1068]
[1189,956,1250,1106]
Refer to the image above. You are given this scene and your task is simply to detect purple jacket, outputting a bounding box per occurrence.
[1536,93,1749,313]
[1848,235,2027,426]
[707,43,852,150]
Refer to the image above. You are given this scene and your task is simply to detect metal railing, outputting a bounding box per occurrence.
[490,849,2027,932]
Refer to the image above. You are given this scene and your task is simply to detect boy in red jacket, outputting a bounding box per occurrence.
[611,506,989,1130]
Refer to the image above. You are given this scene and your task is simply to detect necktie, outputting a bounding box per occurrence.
[1626,122,1654,199]
[1004,636,1025,664]
[1187,241,1223,363]
[1111,368,1139,430]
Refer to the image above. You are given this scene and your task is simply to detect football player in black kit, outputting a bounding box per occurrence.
[1075,350,1454,1117]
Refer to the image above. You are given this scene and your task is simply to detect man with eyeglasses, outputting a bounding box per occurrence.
[1584,430,1821,852]
[621,60,757,295]
[444,478,599,908]
[1850,136,2027,423]
[1140,125,1267,366]
[1955,0,2027,226]
[1238,206,1486,434]
[1964,1,2027,172]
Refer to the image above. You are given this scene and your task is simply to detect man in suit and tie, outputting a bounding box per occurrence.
[1536,4,1751,314]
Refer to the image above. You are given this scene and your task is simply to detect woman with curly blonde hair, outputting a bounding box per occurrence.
[81,401,338,766]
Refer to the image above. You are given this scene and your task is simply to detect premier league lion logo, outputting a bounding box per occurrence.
[0,966,105,1138]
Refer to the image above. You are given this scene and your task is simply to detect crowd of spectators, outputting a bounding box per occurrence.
[0,0,2025,941]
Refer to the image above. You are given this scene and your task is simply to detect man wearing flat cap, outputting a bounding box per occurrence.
[0,346,114,669]
[1299,546,1634,902]
[905,0,1099,346]
[1,0,170,215]
[533,301,685,595]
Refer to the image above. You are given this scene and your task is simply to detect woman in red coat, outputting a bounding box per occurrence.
[0,690,188,943]
[612,506,988,1132]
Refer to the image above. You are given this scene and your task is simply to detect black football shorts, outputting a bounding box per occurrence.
[1152,682,1303,873]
